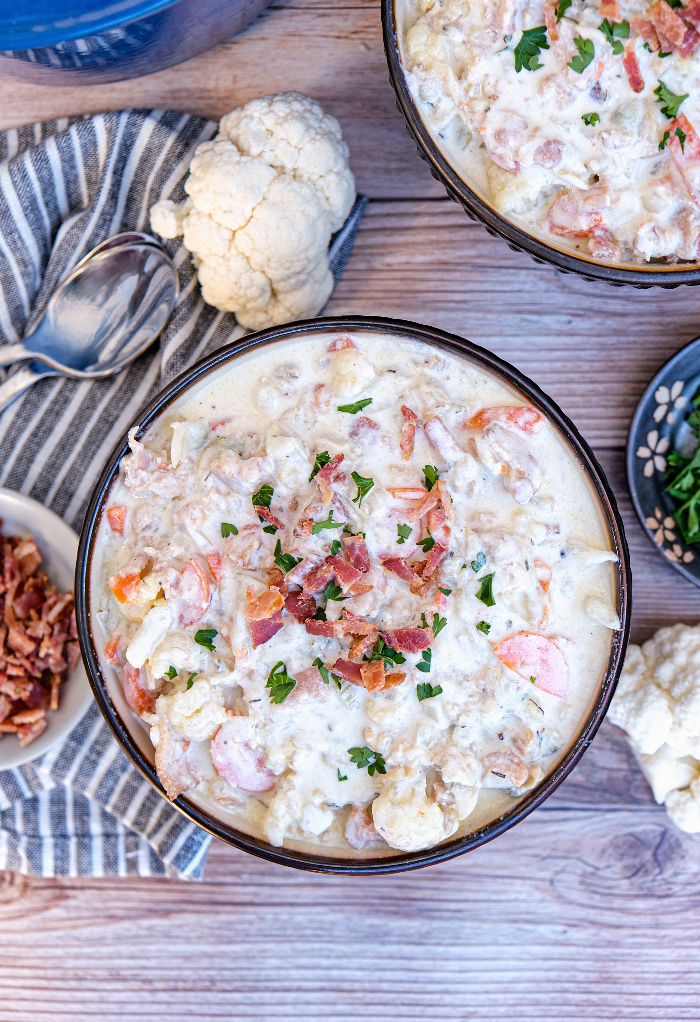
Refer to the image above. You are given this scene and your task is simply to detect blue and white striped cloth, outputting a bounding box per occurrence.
[0,109,366,879]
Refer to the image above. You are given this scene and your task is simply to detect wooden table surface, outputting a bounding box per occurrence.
[2,2,700,1019]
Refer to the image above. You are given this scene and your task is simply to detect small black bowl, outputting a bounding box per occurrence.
[76,316,631,874]
[382,0,700,290]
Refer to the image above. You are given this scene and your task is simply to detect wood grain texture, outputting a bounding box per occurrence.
[3,0,700,1017]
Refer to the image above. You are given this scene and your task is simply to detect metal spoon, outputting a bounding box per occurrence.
[70,231,164,274]
[0,242,178,413]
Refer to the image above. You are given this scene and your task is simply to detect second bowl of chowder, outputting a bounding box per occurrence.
[384,0,700,287]
[76,317,630,873]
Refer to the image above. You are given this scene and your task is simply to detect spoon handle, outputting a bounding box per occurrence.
[0,367,55,414]
[0,343,31,368]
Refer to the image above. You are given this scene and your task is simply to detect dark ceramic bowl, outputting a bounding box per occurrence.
[76,316,631,874]
[382,0,700,289]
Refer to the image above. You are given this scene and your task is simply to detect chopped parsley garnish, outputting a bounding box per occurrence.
[663,402,700,543]
[194,628,217,651]
[311,509,346,534]
[654,81,688,119]
[313,657,330,684]
[397,523,412,545]
[266,661,297,704]
[337,768,347,781]
[659,130,671,151]
[351,471,374,507]
[644,41,651,51]
[568,36,594,73]
[416,530,435,553]
[165,666,177,680]
[323,581,348,602]
[664,0,684,7]
[348,746,386,776]
[598,18,629,54]
[331,539,342,556]
[252,483,277,533]
[274,539,302,573]
[438,586,452,596]
[676,126,686,153]
[221,522,238,537]
[530,676,537,684]
[555,0,572,21]
[337,398,373,414]
[415,648,432,673]
[186,672,197,690]
[432,613,447,637]
[659,49,672,57]
[333,674,342,688]
[312,605,327,621]
[420,612,429,629]
[476,621,491,635]
[417,681,443,700]
[476,572,496,607]
[309,451,331,482]
[423,465,439,491]
[471,551,487,574]
[514,25,549,72]
[582,112,600,126]
[363,636,406,670]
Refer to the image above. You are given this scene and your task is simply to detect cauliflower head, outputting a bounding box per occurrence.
[610,623,700,834]
[150,92,355,330]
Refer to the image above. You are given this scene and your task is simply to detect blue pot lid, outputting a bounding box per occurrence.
[0,0,179,50]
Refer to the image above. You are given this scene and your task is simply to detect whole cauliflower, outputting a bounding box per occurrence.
[609,623,700,833]
[150,92,356,330]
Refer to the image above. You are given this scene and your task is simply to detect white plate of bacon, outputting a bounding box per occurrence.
[0,488,92,769]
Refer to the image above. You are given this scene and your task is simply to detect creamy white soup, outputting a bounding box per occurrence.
[401,0,700,265]
[93,331,618,854]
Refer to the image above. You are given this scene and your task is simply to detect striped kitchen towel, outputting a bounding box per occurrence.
[0,109,367,879]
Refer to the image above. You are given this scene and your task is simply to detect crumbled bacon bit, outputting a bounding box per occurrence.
[327,336,357,351]
[207,551,223,583]
[246,587,284,621]
[317,453,345,485]
[384,671,406,689]
[338,610,376,636]
[348,581,373,597]
[342,534,370,572]
[404,489,440,524]
[267,566,289,599]
[630,16,660,49]
[284,592,316,623]
[622,46,644,93]
[381,628,433,653]
[349,416,380,443]
[387,486,428,500]
[106,506,126,534]
[123,662,156,716]
[423,543,447,579]
[647,0,700,55]
[360,659,385,692]
[349,633,376,659]
[382,557,423,586]
[254,505,285,530]
[685,0,700,29]
[305,619,346,638]
[599,0,620,21]
[331,658,364,685]
[326,555,362,593]
[399,405,418,461]
[249,613,284,648]
[302,563,334,596]
[544,2,559,41]
[0,523,77,746]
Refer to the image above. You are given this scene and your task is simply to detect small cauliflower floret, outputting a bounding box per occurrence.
[665,783,700,834]
[609,644,674,755]
[265,434,312,492]
[150,92,355,330]
[331,347,376,399]
[125,602,172,668]
[157,679,227,742]
[371,774,458,852]
[487,163,549,216]
[636,743,699,804]
[262,781,335,846]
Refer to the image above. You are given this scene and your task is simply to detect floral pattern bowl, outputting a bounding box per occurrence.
[628,335,700,581]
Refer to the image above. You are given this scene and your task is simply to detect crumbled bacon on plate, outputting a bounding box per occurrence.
[0,523,78,746]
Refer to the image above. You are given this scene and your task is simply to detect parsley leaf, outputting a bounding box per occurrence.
[676,126,686,153]
[416,530,435,553]
[476,572,496,607]
[476,621,491,634]
[420,612,429,629]
[309,451,331,482]
[165,666,177,680]
[313,657,330,684]
[397,523,412,545]
[186,672,197,690]
[514,25,549,72]
[659,130,671,150]
[312,509,346,534]
[333,674,342,688]
[423,465,439,491]
[568,36,594,73]
[415,648,432,673]
[555,0,572,20]
[582,112,600,126]
[221,522,238,537]
[266,661,297,704]
[274,539,302,574]
[432,613,447,637]
[337,398,373,414]
[252,483,273,509]
[417,681,443,700]
[471,551,487,574]
[438,586,452,596]
[351,471,374,507]
[598,18,629,54]
[337,768,348,781]
[348,746,386,776]
[530,675,537,684]
[194,628,217,651]
[331,539,342,556]
[323,581,348,602]
[664,0,684,7]
[312,605,327,621]
[654,81,688,119]
[363,636,406,670]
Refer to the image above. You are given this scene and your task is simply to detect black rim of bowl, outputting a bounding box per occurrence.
[381,0,700,289]
[75,315,631,875]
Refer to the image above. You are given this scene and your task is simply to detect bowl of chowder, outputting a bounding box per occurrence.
[76,317,630,873]
[384,0,700,286]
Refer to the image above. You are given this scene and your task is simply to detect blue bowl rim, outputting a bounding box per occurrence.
[0,0,182,51]
[75,314,631,875]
